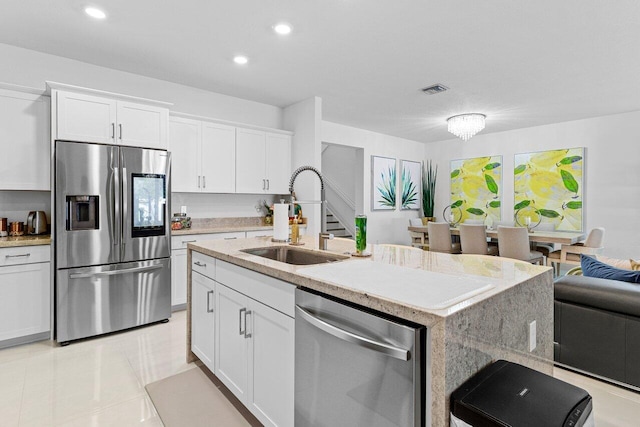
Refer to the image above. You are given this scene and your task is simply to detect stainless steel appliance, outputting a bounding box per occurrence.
[295,288,426,427]
[54,140,171,344]
[27,210,47,235]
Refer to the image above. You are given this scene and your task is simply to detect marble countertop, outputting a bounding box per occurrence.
[188,235,550,325]
[0,235,51,248]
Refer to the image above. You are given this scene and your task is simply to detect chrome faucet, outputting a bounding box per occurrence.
[288,165,332,249]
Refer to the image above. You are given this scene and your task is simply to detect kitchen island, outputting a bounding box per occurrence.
[186,235,553,426]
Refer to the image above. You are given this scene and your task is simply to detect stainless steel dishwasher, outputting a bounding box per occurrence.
[295,288,427,427]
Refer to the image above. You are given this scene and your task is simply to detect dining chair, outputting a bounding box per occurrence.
[546,227,605,276]
[497,226,544,264]
[427,222,461,254]
[531,222,556,259]
[459,224,498,256]
[408,219,428,249]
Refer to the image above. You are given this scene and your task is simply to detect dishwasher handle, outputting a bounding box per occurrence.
[295,305,410,361]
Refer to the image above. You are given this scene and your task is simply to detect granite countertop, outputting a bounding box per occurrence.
[0,235,51,248]
[188,235,550,325]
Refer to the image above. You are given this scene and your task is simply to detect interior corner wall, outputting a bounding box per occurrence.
[283,97,323,237]
[0,43,282,128]
[426,110,640,258]
[321,121,426,246]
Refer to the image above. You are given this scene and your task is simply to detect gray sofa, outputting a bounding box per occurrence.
[554,274,640,388]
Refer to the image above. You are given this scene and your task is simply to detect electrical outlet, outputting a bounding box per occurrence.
[529,320,537,352]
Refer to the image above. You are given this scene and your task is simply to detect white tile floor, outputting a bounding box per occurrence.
[1,310,639,426]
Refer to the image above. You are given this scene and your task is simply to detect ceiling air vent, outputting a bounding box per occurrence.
[421,84,449,95]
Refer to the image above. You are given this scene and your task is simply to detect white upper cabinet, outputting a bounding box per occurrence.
[265,132,292,194]
[0,87,50,190]
[116,101,168,149]
[236,128,292,194]
[56,91,117,144]
[169,116,201,192]
[236,128,267,193]
[53,86,170,149]
[201,122,236,193]
[169,117,236,193]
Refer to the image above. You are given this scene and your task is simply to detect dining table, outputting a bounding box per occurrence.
[407,225,586,245]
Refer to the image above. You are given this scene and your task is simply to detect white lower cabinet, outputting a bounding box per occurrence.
[184,258,294,427]
[215,281,294,427]
[171,232,245,309]
[0,246,51,346]
[191,271,215,373]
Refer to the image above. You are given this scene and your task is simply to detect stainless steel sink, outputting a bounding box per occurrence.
[241,246,349,265]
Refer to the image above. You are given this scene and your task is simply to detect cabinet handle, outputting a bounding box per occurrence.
[193,261,206,267]
[206,290,214,313]
[244,310,252,338]
[6,253,31,258]
[266,179,270,190]
[223,237,237,240]
[111,123,115,139]
[198,176,201,188]
[202,176,206,188]
[119,123,123,140]
[262,179,265,190]
[239,307,246,335]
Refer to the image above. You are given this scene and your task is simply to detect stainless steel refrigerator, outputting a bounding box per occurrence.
[54,140,171,344]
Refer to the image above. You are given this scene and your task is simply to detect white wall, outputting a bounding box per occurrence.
[0,43,282,129]
[0,191,50,225]
[284,97,323,237]
[427,110,640,258]
[322,121,426,246]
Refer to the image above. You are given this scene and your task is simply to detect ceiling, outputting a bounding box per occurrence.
[1,1,639,143]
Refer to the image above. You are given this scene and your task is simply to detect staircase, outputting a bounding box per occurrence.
[326,210,353,239]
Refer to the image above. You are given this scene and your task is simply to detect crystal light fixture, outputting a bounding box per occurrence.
[447,113,486,141]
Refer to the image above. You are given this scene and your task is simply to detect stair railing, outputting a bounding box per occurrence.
[323,175,356,237]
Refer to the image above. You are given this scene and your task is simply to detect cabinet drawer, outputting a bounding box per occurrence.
[172,231,246,249]
[245,230,273,238]
[216,260,295,317]
[192,252,215,279]
[0,245,50,266]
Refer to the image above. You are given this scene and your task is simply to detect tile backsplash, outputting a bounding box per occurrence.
[171,192,282,218]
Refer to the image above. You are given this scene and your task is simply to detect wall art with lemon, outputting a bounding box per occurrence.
[514,148,584,232]
[450,156,503,225]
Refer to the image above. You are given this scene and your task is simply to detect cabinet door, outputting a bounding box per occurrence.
[57,91,117,144]
[265,133,292,194]
[0,89,50,190]
[216,284,249,400]
[201,122,236,193]
[169,117,201,192]
[171,249,187,307]
[116,101,168,149]
[247,300,294,427]
[236,128,266,194]
[0,262,50,342]
[191,271,215,373]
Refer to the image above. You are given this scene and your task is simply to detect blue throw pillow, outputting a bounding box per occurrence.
[581,255,640,283]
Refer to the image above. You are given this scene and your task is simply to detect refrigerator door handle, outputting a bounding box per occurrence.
[120,148,127,258]
[295,305,410,361]
[69,264,163,279]
[112,146,121,247]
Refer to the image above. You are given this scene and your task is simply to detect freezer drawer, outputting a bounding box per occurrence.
[56,258,171,343]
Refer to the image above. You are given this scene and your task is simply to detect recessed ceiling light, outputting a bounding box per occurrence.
[273,23,292,35]
[85,7,106,19]
[233,55,249,65]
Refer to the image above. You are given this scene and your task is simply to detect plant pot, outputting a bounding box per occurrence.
[421,217,436,225]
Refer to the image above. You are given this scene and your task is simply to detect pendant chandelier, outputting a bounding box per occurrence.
[447,113,486,141]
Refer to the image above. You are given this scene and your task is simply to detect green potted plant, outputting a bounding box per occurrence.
[422,160,437,224]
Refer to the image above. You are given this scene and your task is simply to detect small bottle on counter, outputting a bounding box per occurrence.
[290,218,299,245]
